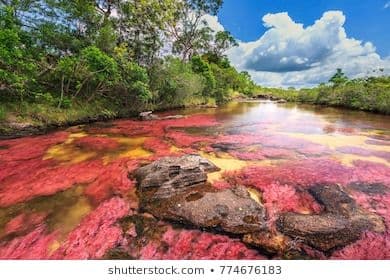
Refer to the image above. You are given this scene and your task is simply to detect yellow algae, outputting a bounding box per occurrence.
[43,132,98,164]
[247,188,262,204]
[64,132,88,144]
[48,240,61,254]
[49,195,91,239]
[102,136,152,163]
[170,145,182,153]
[44,144,97,164]
[200,151,248,182]
[335,154,390,167]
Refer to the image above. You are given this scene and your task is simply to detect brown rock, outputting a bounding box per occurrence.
[154,186,267,234]
[135,155,266,235]
[277,184,385,251]
[135,154,220,200]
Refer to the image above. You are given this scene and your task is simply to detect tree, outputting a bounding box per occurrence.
[212,31,237,57]
[115,0,179,66]
[168,0,224,61]
[329,68,348,86]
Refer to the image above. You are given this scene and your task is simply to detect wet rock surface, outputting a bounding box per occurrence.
[277,185,385,251]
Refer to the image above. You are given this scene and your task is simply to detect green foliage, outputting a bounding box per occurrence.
[0,6,38,100]
[329,68,349,86]
[191,55,216,96]
[150,57,205,106]
[260,75,390,114]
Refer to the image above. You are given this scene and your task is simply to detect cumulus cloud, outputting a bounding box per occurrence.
[385,2,390,9]
[201,14,225,32]
[227,11,390,88]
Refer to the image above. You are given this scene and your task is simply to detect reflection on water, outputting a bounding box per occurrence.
[0,101,389,259]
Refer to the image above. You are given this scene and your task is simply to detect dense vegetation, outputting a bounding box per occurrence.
[0,0,256,127]
[258,69,390,114]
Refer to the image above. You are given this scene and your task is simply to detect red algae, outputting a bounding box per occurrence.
[3,213,47,237]
[143,138,172,157]
[51,197,130,259]
[225,158,351,189]
[166,131,214,148]
[0,159,104,207]
[84,159,139,205]
[351,160,390,186]
[0,131,69,162]
[0,226,57,260]
[139,226,266,260]
[331,232,390,260]
[73,136,120,151]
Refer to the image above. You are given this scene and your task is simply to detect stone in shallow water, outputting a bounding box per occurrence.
[135,154,220,199]
[151,186,266,234]
[135,155,266,235]
[277,185,385,251]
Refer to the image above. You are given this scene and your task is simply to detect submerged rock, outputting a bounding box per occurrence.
[277,185,385,251]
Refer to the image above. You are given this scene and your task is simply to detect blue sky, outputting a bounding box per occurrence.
[209,0,390,87]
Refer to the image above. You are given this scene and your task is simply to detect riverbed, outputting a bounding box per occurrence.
[0,101,389,259]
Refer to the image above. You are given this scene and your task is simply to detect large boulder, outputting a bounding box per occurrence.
[135,155,266,235]
[150,186,267,234]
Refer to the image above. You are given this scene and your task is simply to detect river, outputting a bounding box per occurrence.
[0,101,389,259]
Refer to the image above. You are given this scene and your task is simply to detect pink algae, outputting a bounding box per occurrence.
[0,226,57,260]
[139,226,266,260]
[84,159,139,205]
[51,197,130,259]
[143,137,172,157]
[0,131,69,162]
[3,213,47,237]
[165,131,214,148]
[331,232,390,260]
[73,136,120,151]
[0,159,103,207]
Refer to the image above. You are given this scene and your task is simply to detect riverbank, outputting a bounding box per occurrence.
[256,76,390,115]
[0,96,223,139]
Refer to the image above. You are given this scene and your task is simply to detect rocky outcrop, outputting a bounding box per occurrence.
[135,155,266,235]
[277,185,385,251]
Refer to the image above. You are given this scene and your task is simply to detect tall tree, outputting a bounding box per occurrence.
[168,0,223,61]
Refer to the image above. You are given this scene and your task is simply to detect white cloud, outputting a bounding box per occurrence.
[227,11,390,88]
[201,14,225,32]
[385,2,390,9]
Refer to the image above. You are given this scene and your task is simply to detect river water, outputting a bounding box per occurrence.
[0,101,389,259]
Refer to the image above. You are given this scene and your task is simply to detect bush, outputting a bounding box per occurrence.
[150,57,205,107]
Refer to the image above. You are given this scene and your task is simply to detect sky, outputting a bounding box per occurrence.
[208,0,390,88]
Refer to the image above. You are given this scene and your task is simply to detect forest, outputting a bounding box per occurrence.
[0,0,256,127]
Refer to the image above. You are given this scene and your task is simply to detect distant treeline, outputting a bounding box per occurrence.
[258,70,390,114]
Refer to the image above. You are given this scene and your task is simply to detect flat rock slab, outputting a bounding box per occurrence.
[135,154,220,199]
